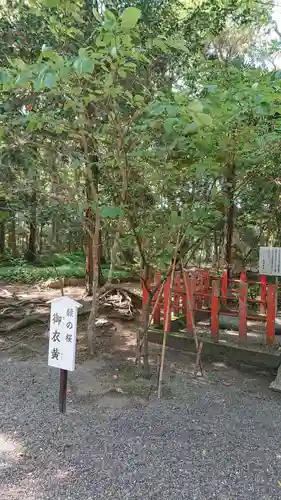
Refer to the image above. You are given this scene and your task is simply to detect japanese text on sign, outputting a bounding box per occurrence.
[259,247,281,276]
[48,297,81,371]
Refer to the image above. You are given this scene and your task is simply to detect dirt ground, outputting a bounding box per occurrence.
[0,282,141,366]
[0,281,266,405]
[2,284,281,499]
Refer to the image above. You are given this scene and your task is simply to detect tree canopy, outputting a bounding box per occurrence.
[0,0,280,289]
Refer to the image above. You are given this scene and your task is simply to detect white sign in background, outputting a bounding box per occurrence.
[259,247,281,276]
[48,296,82,371]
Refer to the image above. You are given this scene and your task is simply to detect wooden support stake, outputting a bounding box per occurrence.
[185,273,195,334]
[239,282,248,341]
[194,342,203,376]
[203,270,209,307]
[211,280,219,341]
[158,233,180,398]
[266,284,276,345]
[142,278,150,328]
[182,262,203,377]
[153,272,162,325]
[163,277,171,333]
[221,270,228,305]
[173,271,181,316]
[197,271,203,309]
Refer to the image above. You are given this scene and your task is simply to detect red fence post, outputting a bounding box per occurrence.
[211,279,220,341]
[173,271,181,317]
[153,272,162,325]
[239,282,248,341]
[164,277,171,333]
[221,270,228,305]
[185,274,195,334]
[240,271,246,282]
[260,275,267,315]
[266,284,276,345]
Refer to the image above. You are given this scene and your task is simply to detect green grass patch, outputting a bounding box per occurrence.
[0,261,133,284]
[0,251,134,284]
[0,263,85,284]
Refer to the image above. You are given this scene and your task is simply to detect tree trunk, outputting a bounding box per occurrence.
[224,163,236,281]
[51,215,60,250]
[142,264,150,375]
[213,231,218,268]
[84,156,101,293]
[68,230,72,253]
[26,190,37,262]
[87,209,100,354]
[107,228,120,283]
[85,207,94,296]
[39,224,44,254]
[0,220,5,256]
[8,215,17,258]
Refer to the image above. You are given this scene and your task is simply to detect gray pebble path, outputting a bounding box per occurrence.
[1,357,281,499]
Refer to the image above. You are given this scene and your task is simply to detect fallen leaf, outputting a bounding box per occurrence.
[278,480,281,487]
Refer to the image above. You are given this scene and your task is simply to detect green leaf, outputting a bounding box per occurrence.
[73,55,94,74]
[104,73,113,87]
[100,206,123,218]
[134,94,144,104]
[121,7,141,29]
[118,68,127,78]
[165,36,188,52]
[206,84,217,93]
[44,72,57,89]
[196,113,212,126]
[152,38,168,52]
[184,122,198,134]
[0,69,10,85]
[92,8,102,22]
[103,10,117,29]
[43,0,60,6]
[163,118,177,134]
[188,100,203,113]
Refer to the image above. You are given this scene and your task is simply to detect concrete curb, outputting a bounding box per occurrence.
[148,329,281,371]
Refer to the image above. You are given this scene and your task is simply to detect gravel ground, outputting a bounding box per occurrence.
[1,355,281,500]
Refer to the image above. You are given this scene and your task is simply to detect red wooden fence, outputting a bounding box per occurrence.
[143,269,277,345]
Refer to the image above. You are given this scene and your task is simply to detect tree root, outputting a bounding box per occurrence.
[0,285,140,335]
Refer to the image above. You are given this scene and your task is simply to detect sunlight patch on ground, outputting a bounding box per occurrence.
[0,432,24,468]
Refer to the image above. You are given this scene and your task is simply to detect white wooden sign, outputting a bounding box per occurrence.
[259,247,281,276]
[48,296,82,372]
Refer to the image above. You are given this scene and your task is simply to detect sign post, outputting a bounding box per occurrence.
[259,247,281,276]
[48,296,82,414]
[259,247,281,311]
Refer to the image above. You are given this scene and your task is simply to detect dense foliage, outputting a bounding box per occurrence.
[0,0,280,287]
